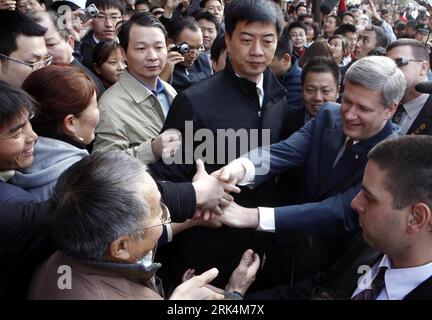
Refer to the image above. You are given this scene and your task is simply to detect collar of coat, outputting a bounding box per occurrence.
[224,58,286,107]
[63,252,161,284]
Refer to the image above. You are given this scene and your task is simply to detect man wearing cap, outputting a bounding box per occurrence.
[415,24,430,44]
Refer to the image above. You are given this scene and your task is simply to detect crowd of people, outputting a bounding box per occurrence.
[1,0,432,300]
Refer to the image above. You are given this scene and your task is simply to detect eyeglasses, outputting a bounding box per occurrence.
[136,202,171,231]
[0,53,53,71]
[94,14,122,23]
[186,45,205,54]
[393,57,425,67]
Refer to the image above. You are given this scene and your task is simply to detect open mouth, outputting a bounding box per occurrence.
[23,146,34,156]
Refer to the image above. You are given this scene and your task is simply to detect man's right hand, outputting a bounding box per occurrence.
[212,160,247,185]
[170,268,225,300]
[151,129,182,160]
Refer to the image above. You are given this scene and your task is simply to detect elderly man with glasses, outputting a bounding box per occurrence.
[27,151,259,300]
[0,10,50,87]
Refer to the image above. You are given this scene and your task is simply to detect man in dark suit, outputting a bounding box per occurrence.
[150,0,289,290]
[234,136,432,300]
[386,38,432,136]
[215,56,405,282]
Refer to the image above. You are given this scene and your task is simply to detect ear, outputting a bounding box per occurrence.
[106,235,132,261]
[67,35,75,50]
[406,203,431,234]
[63,114,78,136]
[281,53,292,70]
[384,102,398,120]
[419,60,429,77]
[166,38,174,46]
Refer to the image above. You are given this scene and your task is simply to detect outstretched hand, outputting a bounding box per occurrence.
[193,159,240,216]
[225,249,260,295]
[170,268,225,300]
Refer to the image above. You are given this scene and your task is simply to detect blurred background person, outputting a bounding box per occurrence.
[92,39,127,89]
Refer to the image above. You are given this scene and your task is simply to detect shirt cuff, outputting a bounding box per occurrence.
[236,158,255,186]
[257,207,275,232]
[166,224,173,242]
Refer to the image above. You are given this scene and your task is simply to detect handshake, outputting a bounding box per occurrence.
[191,159,260,229]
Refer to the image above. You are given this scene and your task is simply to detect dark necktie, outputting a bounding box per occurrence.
[392,104,405,125]
[352,267,387,300]
[345,138,354,151]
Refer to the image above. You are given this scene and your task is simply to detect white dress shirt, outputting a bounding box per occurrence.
[234,136,358,233]
[351,255,432,300]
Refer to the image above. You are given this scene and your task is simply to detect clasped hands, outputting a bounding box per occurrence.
[192,159,258,229]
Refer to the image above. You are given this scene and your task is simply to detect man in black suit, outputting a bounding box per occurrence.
[231,135,432,300]
[386,39,432,136]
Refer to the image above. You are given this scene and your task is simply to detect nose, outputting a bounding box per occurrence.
[104,18,113,27]
[344,106,358,120]
[146,47,158,60]
[250,40,264,56]
[117,60,126,71]
[24,122,38,143]
[312,90,324,102]
[351,190,363,214]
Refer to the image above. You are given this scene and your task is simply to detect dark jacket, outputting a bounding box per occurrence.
[280,57,303,109]
[171,54,213,94]
[79,31,97,70]
[407,94,432,135]
[246,233,432,300]
[247,103,399,283]
[0,180,35,204]
[150,60,291,291]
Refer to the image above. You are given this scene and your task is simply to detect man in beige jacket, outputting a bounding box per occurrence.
[94,12,181,164]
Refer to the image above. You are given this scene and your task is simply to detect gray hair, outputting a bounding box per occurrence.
[51,151,151,261]
[29,11,73,42]
[344,56,406,108]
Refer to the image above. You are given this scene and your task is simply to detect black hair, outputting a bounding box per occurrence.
[334,23,357,36]
[0,80,36,130]
[193,9,220,35]
[117,12,167,53]
[224,0,284,37]
[274,28,293,59]
[287,21,307,34]
[210,35,226,62]
[166,16,200,41]
[369,136,432,210]
[301,56,340,86]
[0,10,47,57]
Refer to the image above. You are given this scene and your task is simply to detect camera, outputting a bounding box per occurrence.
[170,42,190,54]
[80,4,99,23]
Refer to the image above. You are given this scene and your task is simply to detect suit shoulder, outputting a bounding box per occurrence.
[180,71,225,98]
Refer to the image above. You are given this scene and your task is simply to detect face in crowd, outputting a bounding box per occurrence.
[225,20,278,83]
